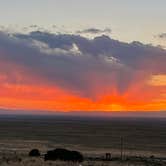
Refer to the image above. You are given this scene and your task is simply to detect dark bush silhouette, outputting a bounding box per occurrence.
[29,149,40,157]
[44,148,83,162]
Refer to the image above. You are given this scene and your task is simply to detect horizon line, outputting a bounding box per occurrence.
[0,109,166,118]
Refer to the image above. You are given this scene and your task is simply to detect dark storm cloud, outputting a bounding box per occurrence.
[16,31,74,49]
[0,30,166,98]
[15,31,166,72]
[76,28,111,34]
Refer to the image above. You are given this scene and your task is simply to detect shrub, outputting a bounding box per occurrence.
[44,148,83,162]
[29,149,41,157]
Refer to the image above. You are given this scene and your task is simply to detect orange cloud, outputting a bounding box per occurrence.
[148,74,166,86]
[0,73,165,112]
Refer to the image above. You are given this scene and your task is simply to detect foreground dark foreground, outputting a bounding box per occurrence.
[0,148,166,166]
[0,115,165,165]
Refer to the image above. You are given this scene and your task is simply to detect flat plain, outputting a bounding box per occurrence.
[0,115,165,165]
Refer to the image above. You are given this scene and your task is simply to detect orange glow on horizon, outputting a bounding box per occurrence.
[0,60,165,113]
[0,81,165,113]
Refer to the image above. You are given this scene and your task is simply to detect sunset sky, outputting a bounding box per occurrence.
[0,0,166,114]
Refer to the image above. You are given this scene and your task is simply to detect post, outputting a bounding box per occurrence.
[120,136,123,161]
[105,153,111,161]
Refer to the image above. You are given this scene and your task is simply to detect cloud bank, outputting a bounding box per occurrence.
[0,30,165,111]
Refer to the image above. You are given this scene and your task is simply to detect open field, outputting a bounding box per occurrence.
[0,157,165,166]
[0,115,165,165]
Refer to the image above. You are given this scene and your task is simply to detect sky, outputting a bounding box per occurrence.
[0,1,166,114]
[0,0,166,46]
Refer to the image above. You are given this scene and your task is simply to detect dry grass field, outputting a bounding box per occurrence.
[0,115,165,165]
[0,155,165,166]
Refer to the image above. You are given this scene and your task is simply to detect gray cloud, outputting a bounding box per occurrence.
[0,30,166,99]
[76,28,111,34]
